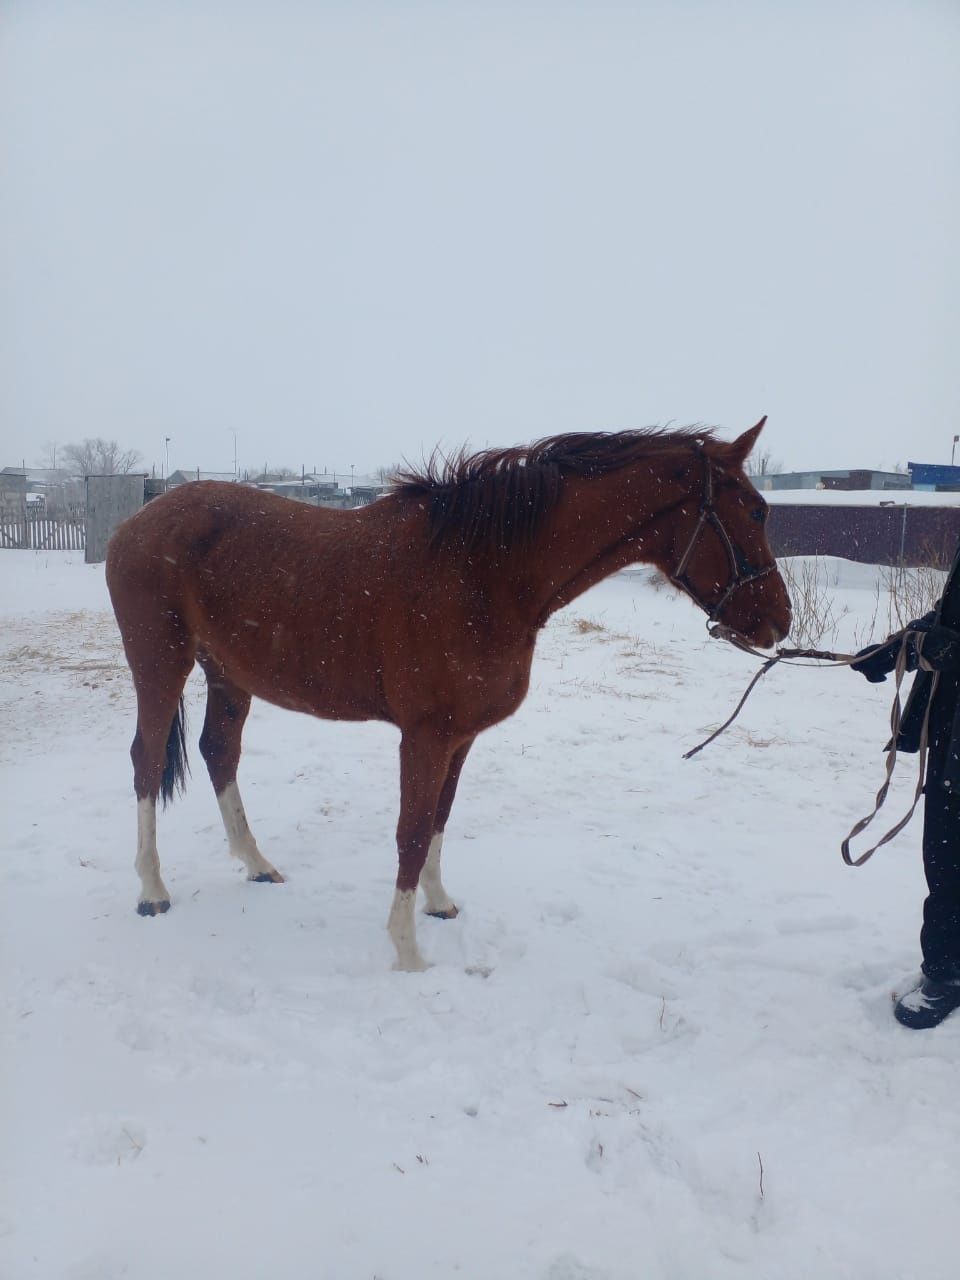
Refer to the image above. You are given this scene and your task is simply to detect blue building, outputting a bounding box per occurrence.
[909,462,960,491]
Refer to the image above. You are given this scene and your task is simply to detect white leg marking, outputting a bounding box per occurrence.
[421,832,458,917]
[136,797,170,909]
[388,889,429,971]
[216,781,283,881]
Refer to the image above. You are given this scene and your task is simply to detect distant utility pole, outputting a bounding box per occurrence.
[953,434,959,466]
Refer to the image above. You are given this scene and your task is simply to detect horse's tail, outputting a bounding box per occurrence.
[160,696,190,807]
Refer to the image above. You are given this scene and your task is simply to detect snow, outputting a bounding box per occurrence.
[762,486,960,506]
[3,551,959,1280]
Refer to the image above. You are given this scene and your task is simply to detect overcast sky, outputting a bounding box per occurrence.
[2,1,958,480]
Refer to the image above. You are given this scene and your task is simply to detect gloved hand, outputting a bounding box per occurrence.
[852,638,902,683]
[918,625,960,672]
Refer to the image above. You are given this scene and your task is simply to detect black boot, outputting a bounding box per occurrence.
[894,977,960,1029]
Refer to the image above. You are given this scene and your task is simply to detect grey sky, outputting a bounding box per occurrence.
[2,1,958,480]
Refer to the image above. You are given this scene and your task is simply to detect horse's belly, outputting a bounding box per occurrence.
[257,682,382,722]
[202,637,387,723]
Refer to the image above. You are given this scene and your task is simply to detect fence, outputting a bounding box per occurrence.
[0,506,86,551]
[1,494,957,567]
[85,474,146,563]
[767,504,960,569]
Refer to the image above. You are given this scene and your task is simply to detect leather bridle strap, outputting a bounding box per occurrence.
[840,631,936,866]
[669,446,776,622]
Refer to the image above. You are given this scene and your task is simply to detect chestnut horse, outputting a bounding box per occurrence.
[106,419,790,969]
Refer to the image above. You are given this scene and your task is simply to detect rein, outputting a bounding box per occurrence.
[658,448,931,865]
[684,627,935,867]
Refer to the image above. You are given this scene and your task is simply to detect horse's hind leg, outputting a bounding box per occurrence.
[135,795,168,914]
[198,663,284,885]
[421,738,474,920]
[130,650,195,915]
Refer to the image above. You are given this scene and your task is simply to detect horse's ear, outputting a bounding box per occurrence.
[725,416,767,467]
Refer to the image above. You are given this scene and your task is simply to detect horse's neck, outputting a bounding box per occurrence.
[526,463,679,625]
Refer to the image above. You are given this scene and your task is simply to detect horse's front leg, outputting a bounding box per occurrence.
[421,738,474,919]
[388,728,459,971]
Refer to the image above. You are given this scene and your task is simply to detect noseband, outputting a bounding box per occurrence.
[669,447,775,622]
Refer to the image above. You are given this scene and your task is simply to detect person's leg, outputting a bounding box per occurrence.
[920,785,960,981]
[895,782,960,1028]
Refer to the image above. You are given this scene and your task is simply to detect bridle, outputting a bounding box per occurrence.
[669,445,776,622]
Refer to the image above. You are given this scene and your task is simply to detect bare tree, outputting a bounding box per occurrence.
[374,462,403,485]
[61,438,142,475]
[27,440,84,511]
[36,441,65,472]
[749,446,783,476]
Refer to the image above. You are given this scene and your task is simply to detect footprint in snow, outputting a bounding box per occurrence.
[540,900,583,925]
[190,974,257,1015]
[776,914,858,935]
[542,1254,612,1280]
[68,1116,146,1166]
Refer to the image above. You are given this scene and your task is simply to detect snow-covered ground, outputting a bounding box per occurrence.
[2,552,958,1280]
[762,487,960,506]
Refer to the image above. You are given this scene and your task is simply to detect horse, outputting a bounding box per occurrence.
[106,418,790,970]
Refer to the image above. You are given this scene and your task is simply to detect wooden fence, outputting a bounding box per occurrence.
[0,507,86,551]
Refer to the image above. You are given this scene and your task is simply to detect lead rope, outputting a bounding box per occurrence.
[684,628,935,867]
[840,635,937,867]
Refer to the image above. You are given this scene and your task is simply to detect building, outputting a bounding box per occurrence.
[163,468,390,508]
[0,467,27,511]
[750,468,911,492]
[908,462,960,492]
[166,469,239,487]
[254,476,340,503]
[253,473,390,508]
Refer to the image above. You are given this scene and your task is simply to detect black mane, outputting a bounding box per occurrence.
[392,427,714,556]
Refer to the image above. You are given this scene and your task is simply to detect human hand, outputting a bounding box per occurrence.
[851,639,901,683]
[919,625,960,672]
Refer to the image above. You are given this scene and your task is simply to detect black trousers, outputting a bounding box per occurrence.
[921,784,960,981]
[921,666,960,980]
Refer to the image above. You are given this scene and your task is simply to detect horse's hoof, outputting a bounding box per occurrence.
[425,904,459,920]
[137,899,170,917]
[250,870,285,884]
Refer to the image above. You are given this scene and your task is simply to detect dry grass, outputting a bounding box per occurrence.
[778,555,945,651]
[570,616,637,645]
[741,730,789,749]
[3,613,128,682]
[854,563,945,647]
[780,557,850,648]
[880,563,943,629]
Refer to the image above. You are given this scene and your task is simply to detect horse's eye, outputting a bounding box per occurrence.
[750,506,767,524]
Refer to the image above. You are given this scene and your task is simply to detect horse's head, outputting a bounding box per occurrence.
[657,419,791,649]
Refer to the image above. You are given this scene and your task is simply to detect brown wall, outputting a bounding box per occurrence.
[767,505,960,569]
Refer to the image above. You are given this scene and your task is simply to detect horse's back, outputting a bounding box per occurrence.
[106,483,409,716]
[107,482,361,593]
[112,481,339,554]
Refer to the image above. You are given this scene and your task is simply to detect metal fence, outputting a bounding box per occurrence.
[1,492,957,569]
[767,504,960,569]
